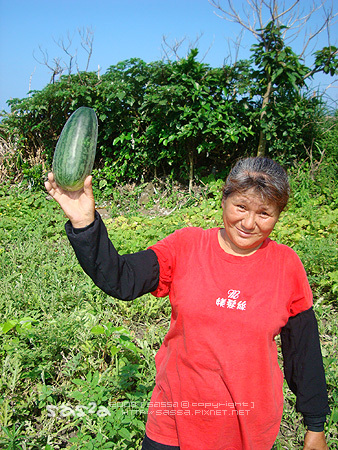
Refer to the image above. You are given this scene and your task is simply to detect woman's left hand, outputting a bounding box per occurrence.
[303,431,328,450]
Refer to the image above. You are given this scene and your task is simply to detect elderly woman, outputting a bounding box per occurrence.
[45,157,330,450]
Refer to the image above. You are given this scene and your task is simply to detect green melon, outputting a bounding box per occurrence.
[52,107,98,191]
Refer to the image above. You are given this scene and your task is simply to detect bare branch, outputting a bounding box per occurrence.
[54,31,77,74]
[28,67,36,94]
[271,0,301,23]
[33,46,50,68]
[209,0,338,57]
[79,26,94,71]
[33,46,63,83]
[323,78,338,91]
[209,0,263,38]
[299,3,336,58]
[224,28,246,65]
[161,35,188,61]
[189,32,204,52]
[161,32,214,63]
[187,32,216,63]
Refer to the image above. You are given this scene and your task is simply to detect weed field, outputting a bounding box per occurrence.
[0,180,337,449]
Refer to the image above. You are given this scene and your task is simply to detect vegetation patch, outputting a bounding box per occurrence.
[0,172,337,448]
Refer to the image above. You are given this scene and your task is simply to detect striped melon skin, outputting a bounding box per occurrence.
[52,107,98,191]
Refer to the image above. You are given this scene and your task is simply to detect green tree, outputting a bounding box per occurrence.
[3,71,101,164]
[250,21,309,157]
[94,58,154,183]
[209,0,338,157]
[141,49,253,191]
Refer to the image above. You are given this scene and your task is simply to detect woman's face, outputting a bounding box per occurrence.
[220,188,280,256]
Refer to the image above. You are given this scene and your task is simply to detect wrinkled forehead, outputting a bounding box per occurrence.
[225,188,279,209]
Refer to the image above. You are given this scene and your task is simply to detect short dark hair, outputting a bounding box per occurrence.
[222,157,290,213]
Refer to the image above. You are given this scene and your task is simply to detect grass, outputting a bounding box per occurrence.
[0,179,337,449]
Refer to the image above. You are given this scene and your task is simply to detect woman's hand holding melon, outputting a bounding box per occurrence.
[45,172,95,229]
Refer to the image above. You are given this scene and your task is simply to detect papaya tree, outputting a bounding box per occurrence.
[250,21,310,157]
[209,0,338,157]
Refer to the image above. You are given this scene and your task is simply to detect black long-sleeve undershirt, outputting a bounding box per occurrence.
[65,211,330,431]
[65,211,159,300]
[281,308,330,431]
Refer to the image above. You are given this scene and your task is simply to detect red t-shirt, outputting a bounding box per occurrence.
[146,227,313,450]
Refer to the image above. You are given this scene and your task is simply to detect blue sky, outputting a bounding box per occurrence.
[1,0,337,112]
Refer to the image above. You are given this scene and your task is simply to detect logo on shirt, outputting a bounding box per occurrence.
[216,289,246,311]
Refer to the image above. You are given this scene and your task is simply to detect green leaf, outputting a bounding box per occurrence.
[70,390,84,400]
[119,338,139,353]
[110,345,119,357]
[117,91,126,101]
[91,371,100,387]
[90,325,105,335]
[72,379,86,386]
[1,320,18,334]
[330,407,338,423]
[118,428,131,440]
